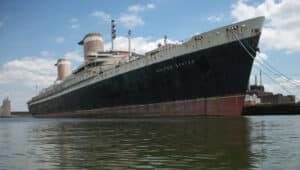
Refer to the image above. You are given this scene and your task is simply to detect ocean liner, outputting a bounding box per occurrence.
[28,17,265,117]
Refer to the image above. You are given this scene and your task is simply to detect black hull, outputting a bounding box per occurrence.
[29,36,259,117]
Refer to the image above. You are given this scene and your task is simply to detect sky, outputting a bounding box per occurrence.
[1,0,300,111]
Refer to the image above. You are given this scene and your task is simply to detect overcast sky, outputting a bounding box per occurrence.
[1,0,300,111]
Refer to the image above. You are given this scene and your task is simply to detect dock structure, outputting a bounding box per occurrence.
[0,97,11,117]
[243,103,300,115]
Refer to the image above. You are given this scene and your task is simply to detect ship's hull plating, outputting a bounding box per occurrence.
[30,35,259,117]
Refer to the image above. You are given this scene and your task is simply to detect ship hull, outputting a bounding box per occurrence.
[35,94,245,118]
[30,35,259,118]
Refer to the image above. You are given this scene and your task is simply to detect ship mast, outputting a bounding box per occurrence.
[164,35,167,45]
[128,29,132,59]
[111,19,116,51]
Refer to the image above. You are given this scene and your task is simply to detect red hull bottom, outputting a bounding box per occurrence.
[34,94,245,118]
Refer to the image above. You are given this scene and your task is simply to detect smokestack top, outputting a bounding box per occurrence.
[79,32,104,61]
[78,32,103,45]
[55,58,71,81]
[55,58,71,66]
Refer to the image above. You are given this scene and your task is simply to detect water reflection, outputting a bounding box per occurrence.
[13,117,253,169]
[2,116,300,169]
[247,116,300,169]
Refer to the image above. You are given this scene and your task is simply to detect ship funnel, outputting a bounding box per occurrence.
[78,32,104,62]
[55,58,71,81]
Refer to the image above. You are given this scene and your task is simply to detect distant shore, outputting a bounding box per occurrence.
[11,112,32,117]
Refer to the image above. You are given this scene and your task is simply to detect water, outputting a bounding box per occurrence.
[0,116,300,170]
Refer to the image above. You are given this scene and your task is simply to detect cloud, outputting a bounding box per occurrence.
[207,14,224,22]
[64,51,83,64]
[119,14,144,28]
[274,76,300,89]
[146,3,155,9]
[263,75,300,99]
[69,17,80,29]
[231,0,300,53]
[91,11,111,23]
[56,36,65,44]
[91,3,155,28]
[254,52,268,66]
[40,50,50,57]
[104,36,180,54]
[40,51,49,57]
[128,5,144,12]
[0,57,56,88]
[70,18,78,23]
[1,55,63,111]
[71,24,80,29]
[0,50,84,111]
[40,51,56,58]
[128,3,156,12]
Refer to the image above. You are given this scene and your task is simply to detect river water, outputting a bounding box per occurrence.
[0,116,300,170]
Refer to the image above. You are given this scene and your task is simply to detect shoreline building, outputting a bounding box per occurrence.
[246,74,295,105]
[0,97,11,117]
